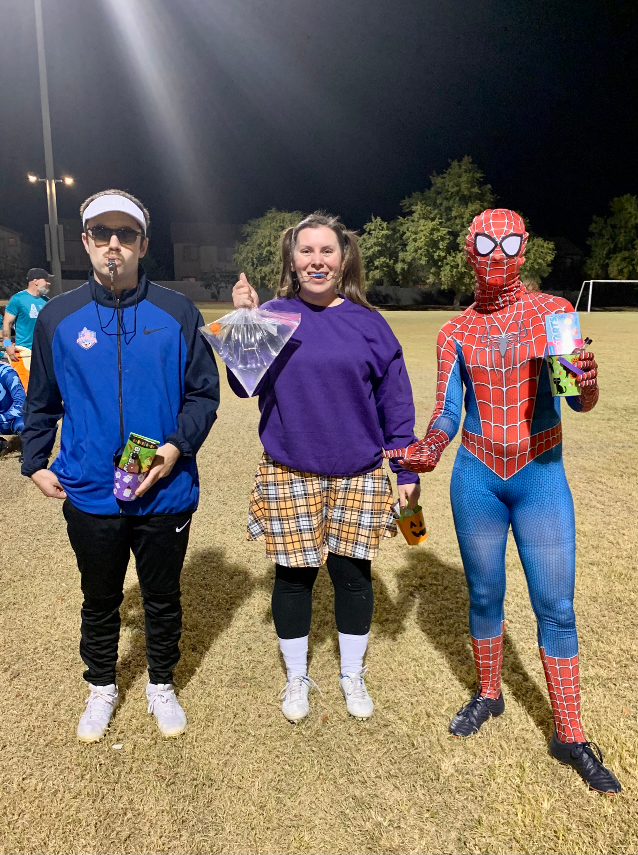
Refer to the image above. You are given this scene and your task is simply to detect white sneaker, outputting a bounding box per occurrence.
[77,683,119,743]
[340,666,374,720]
[146,683,187,737]
[278,675,320,723]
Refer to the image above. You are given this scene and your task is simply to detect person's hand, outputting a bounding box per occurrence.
[398,481,420,511]
[385,428,449,473]
[135,443,181,497]
[385,440,439,472]
[575,350,598,390]
[31,469,67,499]
[400,441,439,473]
[5,344,18,362]
[232,272,259,309]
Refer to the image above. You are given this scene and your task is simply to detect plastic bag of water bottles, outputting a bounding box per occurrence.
[199,307,301,396]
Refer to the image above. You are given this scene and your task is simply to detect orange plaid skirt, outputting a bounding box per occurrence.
[247,453,397,567]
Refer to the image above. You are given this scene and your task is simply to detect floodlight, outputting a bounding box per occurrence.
[28,173,39,183]
[63,175,74,185]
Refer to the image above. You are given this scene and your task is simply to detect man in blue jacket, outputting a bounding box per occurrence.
[22,190,220,743]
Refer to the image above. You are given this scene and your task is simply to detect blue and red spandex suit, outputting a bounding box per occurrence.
[387,210,599,743]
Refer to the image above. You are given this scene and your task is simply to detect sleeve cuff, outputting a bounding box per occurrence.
[396,470,420,486]
[165,435,191,458]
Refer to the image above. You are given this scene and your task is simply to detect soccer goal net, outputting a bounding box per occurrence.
[575,280,638,311]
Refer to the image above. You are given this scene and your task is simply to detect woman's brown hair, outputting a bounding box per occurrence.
[276,212,374,310]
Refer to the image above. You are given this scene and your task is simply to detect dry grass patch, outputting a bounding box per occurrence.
[0,311,636,854]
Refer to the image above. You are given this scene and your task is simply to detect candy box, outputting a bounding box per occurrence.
[544,312,586,397]
[545,312,583,356]
[114,432,160,501]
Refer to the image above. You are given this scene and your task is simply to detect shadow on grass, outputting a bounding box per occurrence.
[118,546,263,695]
[375,548,555,738]
[116,544,554,737]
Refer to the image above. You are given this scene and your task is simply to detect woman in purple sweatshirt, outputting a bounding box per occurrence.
[229,212,420,723]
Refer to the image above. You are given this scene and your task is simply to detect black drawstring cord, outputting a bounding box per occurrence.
[94,287,140,344]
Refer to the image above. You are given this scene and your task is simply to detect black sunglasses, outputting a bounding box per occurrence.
[85,225,145,246]
[474,233,523,258]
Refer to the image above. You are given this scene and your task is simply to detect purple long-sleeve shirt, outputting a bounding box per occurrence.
[227,295,419,485]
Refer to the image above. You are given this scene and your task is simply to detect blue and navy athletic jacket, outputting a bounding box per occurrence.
[21,270,220,515]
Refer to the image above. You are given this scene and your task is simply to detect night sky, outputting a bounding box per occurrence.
[1,0,637,272]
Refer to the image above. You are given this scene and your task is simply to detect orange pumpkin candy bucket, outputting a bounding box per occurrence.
[393,503,427,545]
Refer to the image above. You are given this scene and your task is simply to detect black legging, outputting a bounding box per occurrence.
[271,553,373,639]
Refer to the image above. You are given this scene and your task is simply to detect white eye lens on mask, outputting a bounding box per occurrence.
[475,234,497,256]
[500,234,523,257]
[474,233,523,258]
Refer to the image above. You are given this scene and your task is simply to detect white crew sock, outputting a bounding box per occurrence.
[278,636,309,680]
[338,632,369,676]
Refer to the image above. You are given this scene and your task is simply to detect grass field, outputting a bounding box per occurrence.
[1,310,637,855]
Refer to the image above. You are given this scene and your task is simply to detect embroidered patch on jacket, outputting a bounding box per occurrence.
[77,327,97,350]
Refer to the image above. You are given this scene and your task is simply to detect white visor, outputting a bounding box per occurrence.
[82,194,147,233]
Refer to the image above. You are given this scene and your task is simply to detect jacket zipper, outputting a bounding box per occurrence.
[116,293,124,515]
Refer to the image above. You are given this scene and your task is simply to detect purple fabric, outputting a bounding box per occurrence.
[227,295,419,485]
[113,467,146,501]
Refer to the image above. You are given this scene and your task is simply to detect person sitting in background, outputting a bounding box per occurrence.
[0,360,25,454]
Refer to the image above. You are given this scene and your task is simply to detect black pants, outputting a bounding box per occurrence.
[63,500,192,686]
[271,553,373,639]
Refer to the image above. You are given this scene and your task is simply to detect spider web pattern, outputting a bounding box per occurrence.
[466,209,529,312]
[429,286,572,480]
[540,647,585,743]
[471,621,504,699]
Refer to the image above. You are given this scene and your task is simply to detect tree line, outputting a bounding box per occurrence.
[1,157,637,298]
[232,157,638,307]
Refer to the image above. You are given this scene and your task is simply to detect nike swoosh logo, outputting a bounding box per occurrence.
[176,518,191,533]
[143,327,166,335]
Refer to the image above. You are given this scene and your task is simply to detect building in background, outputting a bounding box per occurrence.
[0,225,32,272]
[170,223,242,283]
[58,218,88,279]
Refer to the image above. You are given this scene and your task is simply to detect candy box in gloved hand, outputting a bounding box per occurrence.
[114,432,160,501]
[544,312,587,397]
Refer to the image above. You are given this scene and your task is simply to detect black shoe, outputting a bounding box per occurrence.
[549,731,622,795]
[449,689,505,737]
[0,437,9,456]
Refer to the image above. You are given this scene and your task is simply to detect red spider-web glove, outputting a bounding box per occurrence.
[383,428,449,473]
[575,351,597,387]
[574,350,598,411]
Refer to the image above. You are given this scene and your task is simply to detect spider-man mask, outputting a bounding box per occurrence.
[465,209,529,301]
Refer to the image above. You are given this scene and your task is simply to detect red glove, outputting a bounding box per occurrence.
[574,351,597,389]
[383,428,449,473]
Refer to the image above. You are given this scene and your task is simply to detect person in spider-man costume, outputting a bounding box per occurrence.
[386,209,621,794]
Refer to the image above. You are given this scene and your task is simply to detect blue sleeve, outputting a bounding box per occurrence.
[0,367,25,431]
[374,347,420,486]
[21,314,64,474]
[165,306,220,457]
[430,344,463,441]
[5,295,20,317]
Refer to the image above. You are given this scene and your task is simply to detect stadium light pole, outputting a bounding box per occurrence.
[33,0,63,296]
